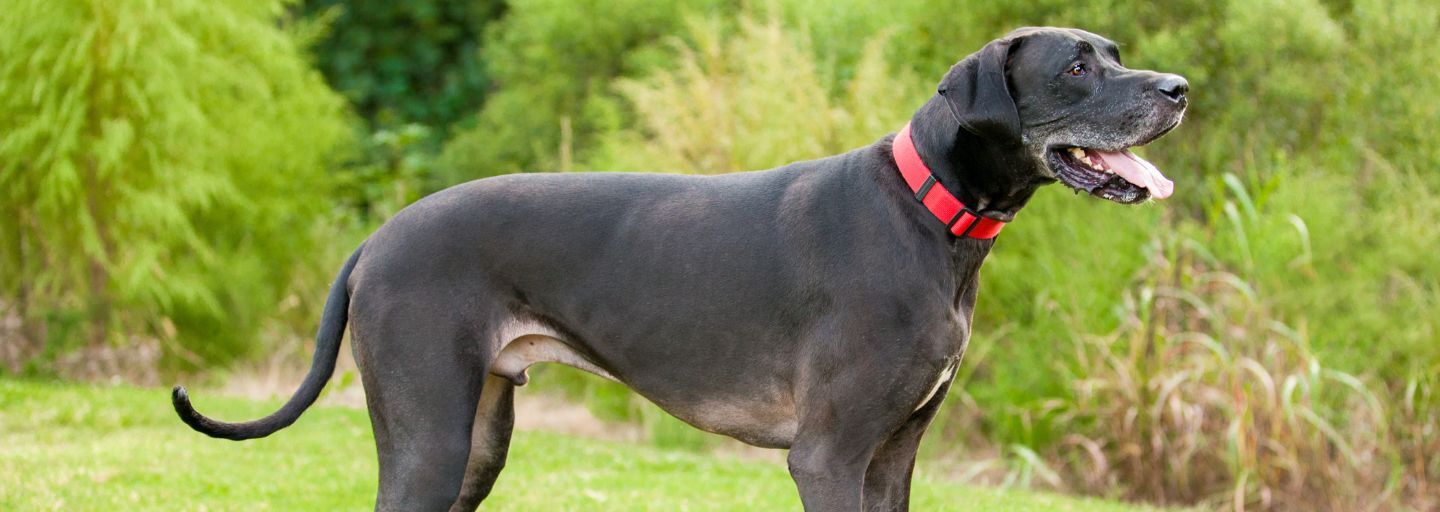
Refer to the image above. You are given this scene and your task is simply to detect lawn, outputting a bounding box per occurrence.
[0,379,1166,511]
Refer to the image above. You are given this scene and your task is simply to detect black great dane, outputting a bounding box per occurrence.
[173,27,1187,511]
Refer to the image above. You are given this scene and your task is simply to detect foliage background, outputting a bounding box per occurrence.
[0,0,352,372]
[2,0,1436,509]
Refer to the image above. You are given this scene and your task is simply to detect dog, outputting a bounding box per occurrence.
[172,27,1187,511]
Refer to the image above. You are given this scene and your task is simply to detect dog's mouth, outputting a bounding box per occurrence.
[1047,146,1174,205]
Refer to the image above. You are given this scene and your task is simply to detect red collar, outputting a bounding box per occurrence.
[892,123,1006,239]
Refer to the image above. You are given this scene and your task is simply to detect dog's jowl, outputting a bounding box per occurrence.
[172,27,1187,511]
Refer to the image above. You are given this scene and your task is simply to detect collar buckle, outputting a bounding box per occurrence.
[947,206,984,238]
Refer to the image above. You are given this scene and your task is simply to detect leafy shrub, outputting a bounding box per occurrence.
[0,0,353,370]
[300,0,505,131]
[438,0,727,180]
[586,14,924,172]
[332,123,440,224]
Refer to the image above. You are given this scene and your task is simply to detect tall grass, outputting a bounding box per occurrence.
[934,171,1437,511]
[1032,173,1438,510]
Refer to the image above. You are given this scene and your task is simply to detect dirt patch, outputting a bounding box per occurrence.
[0,300,36,373]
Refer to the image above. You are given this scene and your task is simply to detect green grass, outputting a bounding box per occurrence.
[0,379,1168,511]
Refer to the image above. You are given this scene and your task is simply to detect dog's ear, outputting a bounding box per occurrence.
[938,37,1022,144]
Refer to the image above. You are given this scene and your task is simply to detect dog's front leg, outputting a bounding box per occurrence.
[861,377,953,512]
[786,366,944,511]
[788,430,878,510]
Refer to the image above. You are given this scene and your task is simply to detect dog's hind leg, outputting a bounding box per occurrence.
[450,374,516,511]
[352,291,492,512]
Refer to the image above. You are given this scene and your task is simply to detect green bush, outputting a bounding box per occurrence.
[0,0,353,369]
[438,0,727,181]
[299,0,505,131]
[587,14,924,173]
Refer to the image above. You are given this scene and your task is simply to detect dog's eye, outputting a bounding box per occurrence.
[1068,63,1087,77]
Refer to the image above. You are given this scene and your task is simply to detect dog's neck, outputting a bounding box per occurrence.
[908,96,1041,222]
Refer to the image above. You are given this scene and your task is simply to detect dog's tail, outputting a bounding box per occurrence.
[171,244,364,441]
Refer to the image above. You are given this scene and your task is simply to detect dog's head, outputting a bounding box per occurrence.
[937,27,1187,204]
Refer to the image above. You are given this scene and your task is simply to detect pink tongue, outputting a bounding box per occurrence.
[1093,149,1173,199]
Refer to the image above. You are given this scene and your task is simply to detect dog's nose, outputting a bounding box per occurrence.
[1155,74,1189,103]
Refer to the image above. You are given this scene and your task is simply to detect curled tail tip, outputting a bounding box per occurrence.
[171,385,194,414]
[171,384,204,428]
[170,383,293,441]
[171,384,240,440]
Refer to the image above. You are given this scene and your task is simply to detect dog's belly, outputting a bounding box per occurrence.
[640,392,798,449]
[488,318,798,448]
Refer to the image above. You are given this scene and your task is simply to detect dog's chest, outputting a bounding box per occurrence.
[915,362,957,412]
